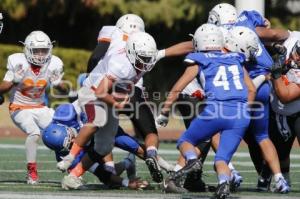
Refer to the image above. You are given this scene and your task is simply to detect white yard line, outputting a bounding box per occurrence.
[0,144,300,158]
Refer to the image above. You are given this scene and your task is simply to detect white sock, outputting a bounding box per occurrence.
[228,162,235,171]
[25,134,39,163]
[173,164,183,172]
[104,161,116,174]
[122,178,129,187]
[157,156,174,171]
[274,173,283,182]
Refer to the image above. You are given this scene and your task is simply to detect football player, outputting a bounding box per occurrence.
[56,31,159,187]
[0,31,64,184]
[158,23,256,198]
[42,102,149,190]
[80,14,167,183]
[207,3,290,193]
[255,35,300,191]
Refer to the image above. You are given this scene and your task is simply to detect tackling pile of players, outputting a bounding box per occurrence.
[0,3,300,199]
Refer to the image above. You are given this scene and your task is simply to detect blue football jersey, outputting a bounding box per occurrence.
[234,10,274,78]
[185,51,248,103]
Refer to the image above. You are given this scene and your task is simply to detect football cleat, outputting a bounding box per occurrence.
[57,154,75,172]
[61,174,83,190]
[163,176,188,193]
[256,176,272,192]
[230,169,243,192]
[145,157,163,183]
[274,177,290,194]
[173,159,202,180]
[183,170,206,192]
[215,181,230,199]
[27,162,39,185]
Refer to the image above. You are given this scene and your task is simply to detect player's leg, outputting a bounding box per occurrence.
[164,114,219,193]
[129,86,163,183]
[252,83,290,193]
[211,133,243,191]
[57,97,108,171]
[11,109,41,184]
[176,94,209,192]
[62,106,118,190]
[214,127,246,199]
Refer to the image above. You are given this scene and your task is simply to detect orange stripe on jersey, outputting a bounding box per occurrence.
[123,34,128,41]
[98,37,111,43]
[9,103,45,113]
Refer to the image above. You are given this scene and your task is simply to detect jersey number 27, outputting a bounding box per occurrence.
[213,65,243,90]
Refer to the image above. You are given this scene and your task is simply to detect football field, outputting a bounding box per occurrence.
[0,138,300,199]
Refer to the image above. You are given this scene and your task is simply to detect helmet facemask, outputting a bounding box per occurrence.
[131,50,157,72]
[62,127,77,151]
[27,47,52,66]
[23,31,53,67]
[126,32,158,72]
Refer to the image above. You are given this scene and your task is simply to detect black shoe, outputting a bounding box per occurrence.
[145,157,163,183]
[215,182,230,199]
[163,176,188,193]
[183,170,206,192]
[173,159,202,180]
[256,176,272,192]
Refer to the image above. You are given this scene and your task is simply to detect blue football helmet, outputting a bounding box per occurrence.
[42,123,77,152]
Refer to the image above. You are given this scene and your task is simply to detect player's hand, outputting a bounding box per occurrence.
[13,64,25,83]
[128,178,149,190]
[0,95,4,105]
[114,94,130,110]
[50,70,64,86]
[155,113,169,128]
[271,61,284,79]
[272,43,287,56]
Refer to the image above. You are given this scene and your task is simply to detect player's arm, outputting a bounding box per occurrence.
[157,41,193,61]
[243,67,256,103]
[86,41,110,73]
[0,81,13,94]
[272,78,300,103]
[94,76,128,109]
[161,65,198,114]
[256,27,289,42]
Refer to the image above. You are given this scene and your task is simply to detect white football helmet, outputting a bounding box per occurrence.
[126,32,157,72]
[116,14,145,35]
[192,23,224,51]
[225,26,259,61]
[208,3,237,26]
[0,13,3,34]
[23,30,53,66]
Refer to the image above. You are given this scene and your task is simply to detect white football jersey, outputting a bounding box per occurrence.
[181,70,205,97]
[83,49,145,93]
[5,53,63,109]
[97,25,144,88]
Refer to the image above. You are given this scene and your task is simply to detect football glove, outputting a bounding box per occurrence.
[155,113,169,128]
